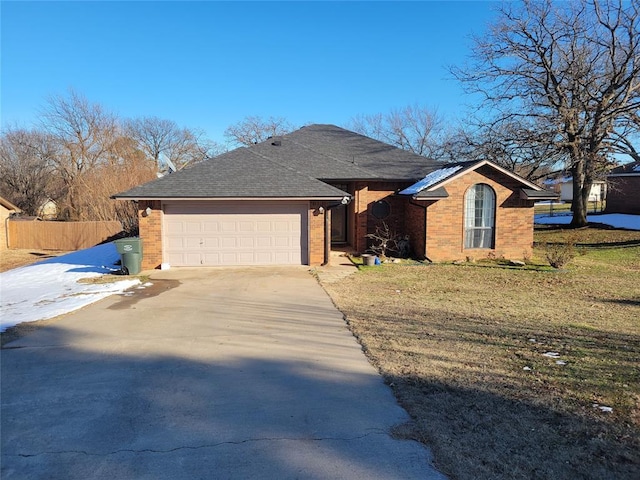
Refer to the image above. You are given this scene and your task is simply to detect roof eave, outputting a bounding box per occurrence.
[426,160,545,193]
[112,195,350,201]
[519,188,559,201]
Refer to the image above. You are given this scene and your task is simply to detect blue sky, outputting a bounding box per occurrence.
[2,1,498,143]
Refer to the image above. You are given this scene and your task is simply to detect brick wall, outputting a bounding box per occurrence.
[423,167,535,261]
[138,200,163,270]
[309,201,325,266]
[353,181,411,252]
[606,177,640,214]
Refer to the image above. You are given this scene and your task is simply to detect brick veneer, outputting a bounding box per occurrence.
[138,200,163,270]
[309,201,326,266]
[412,166,535,261]
[353,181,411,252]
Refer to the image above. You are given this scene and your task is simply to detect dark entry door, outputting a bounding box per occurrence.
[331,204,347,243]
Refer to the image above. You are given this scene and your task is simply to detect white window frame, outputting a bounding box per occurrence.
[464,184,496,249]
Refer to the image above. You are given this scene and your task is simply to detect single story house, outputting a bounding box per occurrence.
[606,161,640,214]
[0,196,21,250]
[114,124,556,269]
[542,175,607,203]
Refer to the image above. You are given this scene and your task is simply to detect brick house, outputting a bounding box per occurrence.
[605,162,640,214]
[114,124,555,269]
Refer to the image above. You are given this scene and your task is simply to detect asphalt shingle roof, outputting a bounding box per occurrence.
[114,124,443,199]
[114,147,350,199]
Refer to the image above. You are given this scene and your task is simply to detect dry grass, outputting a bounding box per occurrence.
[0,248,68,273]
[323,225,640,480]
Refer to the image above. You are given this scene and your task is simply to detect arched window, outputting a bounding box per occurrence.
[464,184,495,249]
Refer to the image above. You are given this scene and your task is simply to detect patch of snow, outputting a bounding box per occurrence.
[535,213,640,230]
[593,404,613,413]
[556,360,567,365]
[543,352,561,358]
[523,366,532,371]
[528,338,537,343]
[399,166,463,195]
[0,243,140,333]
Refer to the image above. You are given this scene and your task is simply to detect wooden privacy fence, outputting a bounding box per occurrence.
[7,220,123,251]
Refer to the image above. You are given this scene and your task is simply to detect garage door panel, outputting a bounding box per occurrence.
[239,237,255,248]
[255,236,271,248]
[221,221,237,232]
[220,237,237,248]
[202,237,220,248]
[185,222,203,234]
[163,202,308,266]
[203,223,219,233]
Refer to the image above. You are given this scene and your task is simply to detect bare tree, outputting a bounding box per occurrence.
[348,104,445,157]
[451,0,640,226]
[0,127,58,216]
[40,90,118,220]
[83,135,156,232]
[441,120,564,182]
[224,116,295,147]
[125,116,223,172]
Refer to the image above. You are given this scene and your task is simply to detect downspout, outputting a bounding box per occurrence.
[409,199,433,263]
[5,215,11,249]
[322,196,352,266]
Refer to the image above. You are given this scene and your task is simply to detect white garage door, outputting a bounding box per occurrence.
[163,201,308,266]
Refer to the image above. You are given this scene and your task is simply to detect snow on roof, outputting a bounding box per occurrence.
[399,165,463,195]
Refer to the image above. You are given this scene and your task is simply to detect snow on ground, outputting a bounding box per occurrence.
[0,243,141,332]
[535,213,640,230]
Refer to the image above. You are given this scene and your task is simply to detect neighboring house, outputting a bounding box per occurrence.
[0,196,21,250]
[606,161,640,214]
[543,176,607,203]
[114,124,556,269]
[37,199,58,220]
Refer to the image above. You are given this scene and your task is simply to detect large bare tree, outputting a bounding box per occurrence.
[452,0,640,226]
[441,120,564,182]
[224,116,295,147]
[348,103,445,157]
[40,90,118,220]
[0,127,58,216]
[125,116,222,172]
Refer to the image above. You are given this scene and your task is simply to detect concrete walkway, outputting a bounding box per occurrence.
[1,267,446,479]
[311,249,359,284]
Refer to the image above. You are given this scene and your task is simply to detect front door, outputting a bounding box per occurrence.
[331,204,347,244]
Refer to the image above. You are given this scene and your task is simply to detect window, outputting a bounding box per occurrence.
[464,184,495,249]
[371,200,390,219]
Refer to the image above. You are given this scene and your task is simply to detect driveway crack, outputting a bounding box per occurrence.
[6,431,390,458]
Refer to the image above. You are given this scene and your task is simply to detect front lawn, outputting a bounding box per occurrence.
[323,225,640,480]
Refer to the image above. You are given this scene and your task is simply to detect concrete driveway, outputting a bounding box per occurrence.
[1,267,446,479]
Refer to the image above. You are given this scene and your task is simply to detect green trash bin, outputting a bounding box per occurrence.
[114,237,143,275]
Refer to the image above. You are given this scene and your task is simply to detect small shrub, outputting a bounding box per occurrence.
[366,222,410,258]
[545,235,578,268]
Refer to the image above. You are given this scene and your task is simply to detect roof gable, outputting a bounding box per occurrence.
[400,160,552,198]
